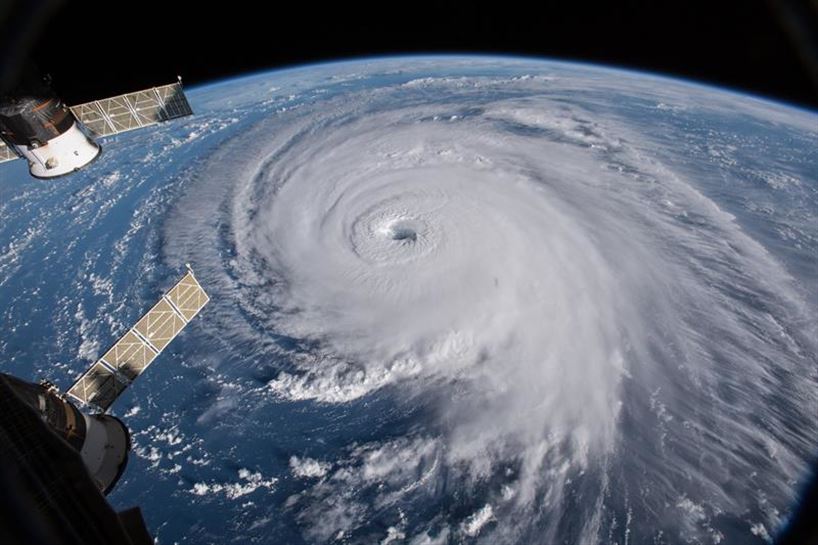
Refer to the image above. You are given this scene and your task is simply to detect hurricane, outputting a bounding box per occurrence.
[2,57,816,544]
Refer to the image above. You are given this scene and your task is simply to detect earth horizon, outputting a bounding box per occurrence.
[1,55,816,544]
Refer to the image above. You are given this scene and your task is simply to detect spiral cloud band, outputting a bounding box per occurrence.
[155,60,818,543]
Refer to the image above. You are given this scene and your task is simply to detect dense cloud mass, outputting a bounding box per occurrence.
[161,60,818,544]
[2,58,816,544]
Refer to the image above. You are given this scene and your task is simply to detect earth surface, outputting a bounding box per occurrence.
[1,56,816,545]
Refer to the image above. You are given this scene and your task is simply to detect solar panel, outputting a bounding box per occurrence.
[165,272,210,321]
[133,298,187,352]
[67,269,208,412]
[67,362,129,411]
[69,82,193,138]
[99,330,158,381]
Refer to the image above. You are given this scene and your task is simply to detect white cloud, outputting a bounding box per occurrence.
[460,504,495,537]
[189,468,277,500]
[290,456,331,479]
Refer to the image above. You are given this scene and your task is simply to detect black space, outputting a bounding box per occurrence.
[15,0,818,109]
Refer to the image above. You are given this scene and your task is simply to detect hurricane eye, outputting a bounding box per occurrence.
[382,219,421,243]
[389,224,417,242]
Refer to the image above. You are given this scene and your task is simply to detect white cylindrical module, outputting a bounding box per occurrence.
[2,374,131,495]
[79,413,130,494]
[0,93,101,178]
[17,121,101,178]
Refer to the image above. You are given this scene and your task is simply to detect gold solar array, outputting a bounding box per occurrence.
[69,82,193,138]
[67,269,209,412]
